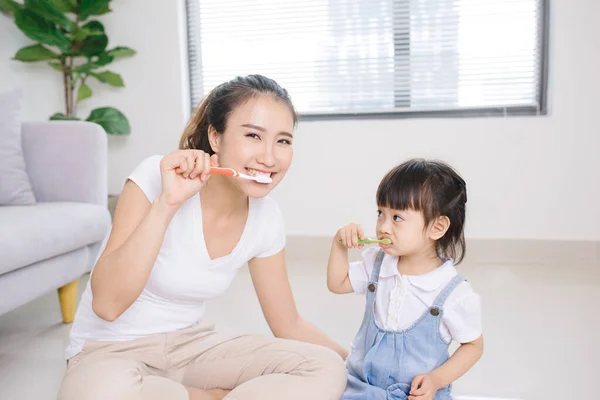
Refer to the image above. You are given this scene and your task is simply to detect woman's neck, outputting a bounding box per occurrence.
[199,175,248,218]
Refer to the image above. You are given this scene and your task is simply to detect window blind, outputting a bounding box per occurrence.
[186,0,547,118]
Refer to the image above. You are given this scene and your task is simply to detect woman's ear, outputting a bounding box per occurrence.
[429,216,450,240]
[208,125,220,153]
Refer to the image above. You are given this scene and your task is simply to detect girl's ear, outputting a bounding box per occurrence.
[429,216,450,240]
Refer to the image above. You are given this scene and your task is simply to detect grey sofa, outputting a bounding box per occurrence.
[0,121,112,322]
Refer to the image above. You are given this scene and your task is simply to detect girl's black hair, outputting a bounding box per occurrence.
[377,159,467,264]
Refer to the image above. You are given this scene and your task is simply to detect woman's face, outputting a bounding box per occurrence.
[209,94,295,198]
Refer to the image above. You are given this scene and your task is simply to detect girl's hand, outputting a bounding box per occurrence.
[335,223,365,249]
[158,150,217,207]
[408,374,438,400]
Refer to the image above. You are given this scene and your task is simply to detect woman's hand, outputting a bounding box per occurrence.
[158,150,216,207]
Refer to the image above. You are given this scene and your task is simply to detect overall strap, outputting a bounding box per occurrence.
[358,249,386,328]
[432,274,466,309]
[365,249,385,295]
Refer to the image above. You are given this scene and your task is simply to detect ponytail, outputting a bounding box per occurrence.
[179,89,216,154]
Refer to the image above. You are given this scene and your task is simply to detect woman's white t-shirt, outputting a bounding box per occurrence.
[65,155,286,359]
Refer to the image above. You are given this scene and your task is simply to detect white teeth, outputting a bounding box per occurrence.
[247,168,272,177]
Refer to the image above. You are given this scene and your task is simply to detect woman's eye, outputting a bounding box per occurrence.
[278,139,292,145]
[246,133,260,139]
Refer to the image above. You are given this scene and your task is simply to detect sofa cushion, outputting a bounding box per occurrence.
[0,202,111,275]
[0,88,36,205]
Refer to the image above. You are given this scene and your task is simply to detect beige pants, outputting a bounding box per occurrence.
[58,322,347,400]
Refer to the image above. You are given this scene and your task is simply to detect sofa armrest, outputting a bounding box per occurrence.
[21,121,108,206]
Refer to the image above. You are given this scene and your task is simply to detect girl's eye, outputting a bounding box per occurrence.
[246,133,260,139]
[394,215,403,222]
[377,210,382,217]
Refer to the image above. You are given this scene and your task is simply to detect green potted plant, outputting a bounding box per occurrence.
[0,0,135,135]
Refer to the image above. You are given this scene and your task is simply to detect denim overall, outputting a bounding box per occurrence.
[342,249,465,400]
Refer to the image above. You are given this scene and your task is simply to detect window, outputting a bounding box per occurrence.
[185,0,548,119]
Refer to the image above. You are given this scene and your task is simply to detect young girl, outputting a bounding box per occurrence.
[327,159,483,400]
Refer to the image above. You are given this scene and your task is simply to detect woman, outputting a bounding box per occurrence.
[58,75,347,400]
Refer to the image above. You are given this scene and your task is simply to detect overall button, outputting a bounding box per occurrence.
[368,283,376,292]
[430,307,440,316]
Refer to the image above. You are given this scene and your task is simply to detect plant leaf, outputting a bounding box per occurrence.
[77,83,92,102]
[0,0,23,15]
[13,44,60,62]
[48,61,63,71]
[24,0,76,32]
[50,112,80,121]
[73,53,113,73]
[106,47,136,59]
[94,52,113,66]
[90,71,124,87]
[82,20,105,33]
[79,0,111,21]
[14,9,72,53]
[72,21,105,41]
[87,107,130,135]
[79,33,108,57]
[49,0,76,13]
[73,62,95,73]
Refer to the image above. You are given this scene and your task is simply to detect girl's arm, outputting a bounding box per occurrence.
[409,335,484,398]
[327,223,365,294]
[248,249,348,359]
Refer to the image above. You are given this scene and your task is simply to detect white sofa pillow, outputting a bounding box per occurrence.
[0,88,36,205]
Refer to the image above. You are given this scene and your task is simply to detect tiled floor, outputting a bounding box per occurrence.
[0,255,597,400]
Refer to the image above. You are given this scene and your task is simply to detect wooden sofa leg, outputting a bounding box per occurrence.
[58,279,79,323]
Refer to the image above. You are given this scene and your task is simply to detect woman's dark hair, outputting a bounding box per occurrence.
[179,74,297,153]
[376,159,468,264]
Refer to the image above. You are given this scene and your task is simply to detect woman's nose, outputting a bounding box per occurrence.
[257,143,275,167]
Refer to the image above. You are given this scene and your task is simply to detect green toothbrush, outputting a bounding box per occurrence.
[339,238,391,245]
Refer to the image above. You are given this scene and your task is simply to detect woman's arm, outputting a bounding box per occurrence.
[248,250,348,359]
[91,150,211,321]
[90,181,178,321]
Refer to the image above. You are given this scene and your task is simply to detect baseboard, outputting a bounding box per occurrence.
[455,397,523,400]
[285,235,599,267]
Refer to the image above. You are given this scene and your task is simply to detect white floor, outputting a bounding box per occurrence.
[0,256,598,400]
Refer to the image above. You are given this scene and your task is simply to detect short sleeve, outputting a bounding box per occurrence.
[444,284,483,343]
[254,198,286,258]
[126,155,163,202]
[348,247,379,294]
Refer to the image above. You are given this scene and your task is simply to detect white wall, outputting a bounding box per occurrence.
[274,1,599,241]
[0,0,189,197]
[1,1,598,241]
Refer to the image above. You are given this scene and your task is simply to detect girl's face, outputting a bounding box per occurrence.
[376,206,436,258]
[209,94,295,198]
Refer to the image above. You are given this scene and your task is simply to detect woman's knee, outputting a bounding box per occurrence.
[296,344,348,395]
[58,358,146,400]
